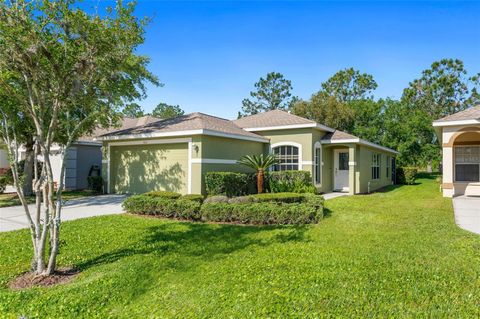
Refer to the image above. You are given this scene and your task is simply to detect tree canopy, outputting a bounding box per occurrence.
[0,0,157,275]
[152,103,185,119]
[239,72,297,117]
[123,103,146,118]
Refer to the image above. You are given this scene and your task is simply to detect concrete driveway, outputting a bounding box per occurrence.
[453,196,480,235]
[0,194,126,232]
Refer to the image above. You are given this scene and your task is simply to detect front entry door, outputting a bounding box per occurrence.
[334,149,349,192]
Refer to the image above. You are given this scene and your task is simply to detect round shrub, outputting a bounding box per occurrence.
[181,194,205,203]
[228,196,255,204]
[204,195,229,204]
[145,191,181,199]
[250,192,306,203]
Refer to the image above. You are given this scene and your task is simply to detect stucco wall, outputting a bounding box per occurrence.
[440,125,480,197]
[356,145,394,193]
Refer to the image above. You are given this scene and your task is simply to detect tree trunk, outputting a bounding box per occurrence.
[257,169,264,194]
[22,138,34,196]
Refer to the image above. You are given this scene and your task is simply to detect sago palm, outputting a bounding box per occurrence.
[238,154,278,194]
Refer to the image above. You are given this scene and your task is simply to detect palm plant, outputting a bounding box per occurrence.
[238,154,278,194]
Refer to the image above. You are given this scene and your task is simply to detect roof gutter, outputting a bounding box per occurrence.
[96,129,269,144]
[432,119,480,127]
[321,138,399,155]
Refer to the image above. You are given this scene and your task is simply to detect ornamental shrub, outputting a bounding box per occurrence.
[250,192,306,203]
[122,195,201,220]
[404,167,418,185]
[268,170,316,193]
[204,195,229,203]
[204,172,252,197]
[145,191,181,199]
[200,201,322,225]
[181,194,205,203]
[396,167,418,185]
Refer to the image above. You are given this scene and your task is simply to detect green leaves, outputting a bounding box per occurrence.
[237,154,278,171]
[239,72,297,117]
[151,103,185,119]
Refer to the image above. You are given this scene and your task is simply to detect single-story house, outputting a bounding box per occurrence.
[99,110,398,195]
[3,116,159,190]
[433,105,480,197]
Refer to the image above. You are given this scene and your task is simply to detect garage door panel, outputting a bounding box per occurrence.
[111,143,188,194]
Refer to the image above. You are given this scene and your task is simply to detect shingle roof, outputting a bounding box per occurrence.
[321,130,358,141]
[234,109,316,128]
[434,105,480,123]
[100,112,268,141]
[79,116,161,142]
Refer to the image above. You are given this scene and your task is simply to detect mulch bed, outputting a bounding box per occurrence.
[9,267,79,290]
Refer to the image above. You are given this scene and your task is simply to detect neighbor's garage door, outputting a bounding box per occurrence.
[110,143,188,194]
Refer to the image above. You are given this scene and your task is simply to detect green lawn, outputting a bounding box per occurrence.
[1,175,479,318]
[0,190,98,208]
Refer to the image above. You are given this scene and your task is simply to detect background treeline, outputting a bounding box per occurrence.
[239,59,480,169]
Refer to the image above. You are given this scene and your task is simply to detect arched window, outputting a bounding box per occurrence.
[272,145,299,171]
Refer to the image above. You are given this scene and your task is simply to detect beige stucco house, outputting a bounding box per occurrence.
[99,110,398,195]
[434,105,480,197]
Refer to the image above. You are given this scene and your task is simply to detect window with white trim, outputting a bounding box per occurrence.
[386,156,390,178]
[272,145,299,171]
[372,153,381,180]
[314,146,321,184]
[455,146,480,182]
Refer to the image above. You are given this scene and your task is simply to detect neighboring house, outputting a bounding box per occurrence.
[99,110,398,195]
[433,105,480,197]
[9,116,159,190]
[0,144,8,175]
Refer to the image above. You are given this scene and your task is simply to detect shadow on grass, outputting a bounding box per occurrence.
[76,222,311,272]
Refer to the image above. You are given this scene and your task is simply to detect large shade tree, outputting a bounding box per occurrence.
[0,0,157,276]
[239,72,298,117]
[152,102,184,119]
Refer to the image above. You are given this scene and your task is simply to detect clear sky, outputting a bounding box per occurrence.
[89,1,480,120]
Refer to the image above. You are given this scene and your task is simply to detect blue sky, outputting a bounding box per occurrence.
[90,1,480,119]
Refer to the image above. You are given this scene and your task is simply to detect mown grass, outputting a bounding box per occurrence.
[0,175,479,318]
[0,190,98,208]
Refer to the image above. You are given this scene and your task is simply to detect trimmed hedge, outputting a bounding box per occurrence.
[145,191,181,199]
[122,195,201,220]
[200,202,322,225]
[250,192,306,203]
[205,172,254,197]
[123,192,325,225]
[268,171,317,194]
[181,194,205,203]
[396,167,418,185]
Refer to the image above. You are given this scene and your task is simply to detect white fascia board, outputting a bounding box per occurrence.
[432,119,480,127]
[243,123,335,133]
[321,138,398,155]
[321,138,360,144]
[359,139,399,155]
[98,129,269,144]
